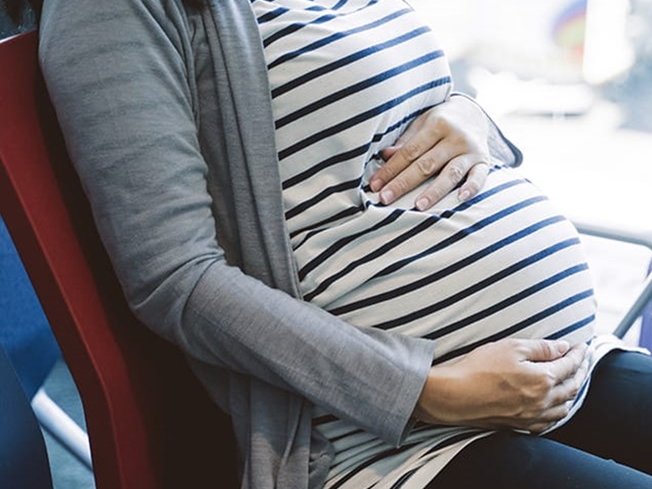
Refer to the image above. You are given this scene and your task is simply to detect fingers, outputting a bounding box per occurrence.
[518,338,571,363]
[414,155,489,210]
[371,117,430,190]
[457,159,490,202]
[524,340,588,404]
[525,344,590,433]
[487,339,588,432]
[526,381,586,434]
[510,402,572,434]
[373,151,490,209]
[370,132,448,199]
[548,348,590,404]
[547,342,589,384]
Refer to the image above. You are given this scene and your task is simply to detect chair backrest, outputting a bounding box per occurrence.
[0,30,237,489]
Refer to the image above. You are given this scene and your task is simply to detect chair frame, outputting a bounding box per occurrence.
[0,30,236,489]
[573,221,652,340]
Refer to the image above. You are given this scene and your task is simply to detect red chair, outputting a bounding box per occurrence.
[0,30,237,489]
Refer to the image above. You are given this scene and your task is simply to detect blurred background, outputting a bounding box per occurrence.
[412,0,652,343]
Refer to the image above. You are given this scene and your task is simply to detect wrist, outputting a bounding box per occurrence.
[413,365,460,425]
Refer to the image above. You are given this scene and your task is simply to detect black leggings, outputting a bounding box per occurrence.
[429,351,652,489]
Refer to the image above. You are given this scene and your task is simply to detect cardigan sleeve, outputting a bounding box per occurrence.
[39,0,435,446]
[450,92,523,167]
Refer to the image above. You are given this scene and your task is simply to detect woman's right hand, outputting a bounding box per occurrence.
[413,338,589,434]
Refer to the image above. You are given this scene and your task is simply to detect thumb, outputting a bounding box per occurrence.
[524,339,570,362]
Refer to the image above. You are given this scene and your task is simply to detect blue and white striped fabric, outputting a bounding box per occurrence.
[251,0,606,487]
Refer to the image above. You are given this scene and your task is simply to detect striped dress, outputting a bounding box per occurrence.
[250,0,613,487]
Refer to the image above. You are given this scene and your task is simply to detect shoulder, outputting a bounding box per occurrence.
[39,0,191,60]
[38,0,198,103]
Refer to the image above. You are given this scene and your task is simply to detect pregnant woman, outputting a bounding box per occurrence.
[37,0,652,487]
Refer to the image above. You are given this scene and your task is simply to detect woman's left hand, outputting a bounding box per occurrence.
[369,95,493,211]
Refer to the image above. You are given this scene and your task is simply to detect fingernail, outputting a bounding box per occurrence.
[416,197,430,211]
[458,190,470,202]
[556,340,570,354]
[369,178,381,192]
[380,189,394,204]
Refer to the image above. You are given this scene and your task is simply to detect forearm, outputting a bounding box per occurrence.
[181,262,435,444]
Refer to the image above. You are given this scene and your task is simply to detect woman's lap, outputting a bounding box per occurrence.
[428,350,652,489]
[549,349,652,474]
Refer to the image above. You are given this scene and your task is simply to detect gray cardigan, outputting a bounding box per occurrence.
[39,0,520,487]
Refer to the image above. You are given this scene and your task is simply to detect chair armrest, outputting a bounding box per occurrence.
[612,274,652,340]
[574,220,652,252]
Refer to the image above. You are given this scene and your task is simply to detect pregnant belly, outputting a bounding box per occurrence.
[298,165,596,363]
